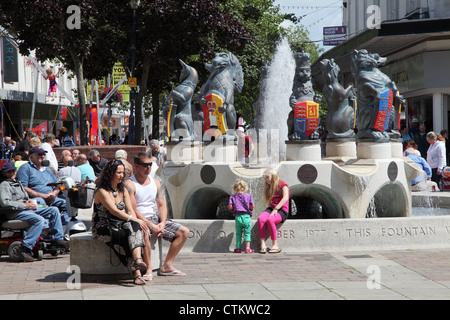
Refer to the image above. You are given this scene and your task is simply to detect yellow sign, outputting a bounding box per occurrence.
[128,77,137,88]
[112,62,130,102]
[86,62,131,103]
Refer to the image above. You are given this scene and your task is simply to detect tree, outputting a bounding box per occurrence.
[0,0,109,145]
[220,0,323,127]
[97,0,252,143]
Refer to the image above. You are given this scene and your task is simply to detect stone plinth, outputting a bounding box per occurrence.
[165,141,237,164]
[357,141,392,159]
[166,141,203,163]
[70,232,162,280]
[285,140,321,161]
[391,140,404,158]
[326,139,356,158]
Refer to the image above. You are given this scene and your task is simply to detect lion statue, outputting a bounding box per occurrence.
[320,58,355,140]
[351,49,404,142]
[287,52,319,141]
[194,52,244,140]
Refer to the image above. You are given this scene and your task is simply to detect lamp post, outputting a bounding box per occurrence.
[128,0,140,144]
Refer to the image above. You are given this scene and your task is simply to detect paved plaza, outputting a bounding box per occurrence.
[1,248,450,301]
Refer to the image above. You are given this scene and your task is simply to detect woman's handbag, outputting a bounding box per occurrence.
[67,178,96,209]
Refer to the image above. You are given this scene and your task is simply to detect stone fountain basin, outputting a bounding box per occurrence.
[161,158,421,220]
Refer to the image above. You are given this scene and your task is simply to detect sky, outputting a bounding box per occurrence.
[273,0,344,52]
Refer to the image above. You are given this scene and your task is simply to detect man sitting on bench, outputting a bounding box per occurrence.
[0,162,68,262]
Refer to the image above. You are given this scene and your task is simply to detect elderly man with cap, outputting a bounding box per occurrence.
[115,149,133,181]
[0,162,68,262]
[58,126,75,147]
[16,146,69,224]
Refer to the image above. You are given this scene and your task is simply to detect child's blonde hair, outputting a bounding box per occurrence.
[46,67,53,75]
[232,179,248,194]
[263,168,280,206]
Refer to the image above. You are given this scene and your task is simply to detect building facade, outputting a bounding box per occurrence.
[0,32,78,143]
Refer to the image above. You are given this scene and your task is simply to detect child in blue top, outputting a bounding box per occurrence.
[228,179,254,253]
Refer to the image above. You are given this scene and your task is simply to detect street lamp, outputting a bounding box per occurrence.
[128,0,140,144]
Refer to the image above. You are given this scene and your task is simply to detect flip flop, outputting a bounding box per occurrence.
[143,274,153,281]
[268,248,282,254]
[158,269,186,276]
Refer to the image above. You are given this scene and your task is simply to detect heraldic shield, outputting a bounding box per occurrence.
[372,89,394,132]
[294,101,319,139]
[202,92,227,137]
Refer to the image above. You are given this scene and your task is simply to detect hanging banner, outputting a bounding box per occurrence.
[61,106,68,120]
[3,38,18,82]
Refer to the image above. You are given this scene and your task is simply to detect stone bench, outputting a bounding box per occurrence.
[70,231,162,281]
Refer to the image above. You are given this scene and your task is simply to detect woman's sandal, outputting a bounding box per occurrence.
[260,248,268,254]
[143,274,153,281]
[134,275,146,285]
[132,258,148,274]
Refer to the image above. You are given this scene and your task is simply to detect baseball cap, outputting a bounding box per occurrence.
[115,149,127,159]
[1,162,16,172]
[29,146,48,156]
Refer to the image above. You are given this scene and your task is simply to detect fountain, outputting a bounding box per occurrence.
[157,41,450,253]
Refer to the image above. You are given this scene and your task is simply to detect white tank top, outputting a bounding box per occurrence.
[130,175,157,219]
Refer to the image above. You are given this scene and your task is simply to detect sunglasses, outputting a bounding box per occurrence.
[138,162,152,168]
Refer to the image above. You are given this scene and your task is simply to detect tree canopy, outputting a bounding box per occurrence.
[0,0,323,143]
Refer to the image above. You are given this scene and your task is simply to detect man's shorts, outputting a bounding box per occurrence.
[148,215,181,243]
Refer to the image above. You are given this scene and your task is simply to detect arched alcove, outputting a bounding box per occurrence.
[185,187,230,219]
[366,183,407,218]
[289,186,346,219]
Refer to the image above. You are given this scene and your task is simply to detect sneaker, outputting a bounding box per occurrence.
[13,245,34,262]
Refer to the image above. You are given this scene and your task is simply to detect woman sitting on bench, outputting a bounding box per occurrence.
[92,160,149,285]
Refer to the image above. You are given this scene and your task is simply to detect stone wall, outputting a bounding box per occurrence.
[53,145,147,163]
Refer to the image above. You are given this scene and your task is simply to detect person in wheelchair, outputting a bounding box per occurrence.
[0,162,68,262]
[17,146,69,225]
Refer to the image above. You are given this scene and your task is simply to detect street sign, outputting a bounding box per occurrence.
[323,26,347,46]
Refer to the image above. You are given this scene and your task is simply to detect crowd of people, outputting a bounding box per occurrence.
[0,131,191,286]
[402,119,449,191]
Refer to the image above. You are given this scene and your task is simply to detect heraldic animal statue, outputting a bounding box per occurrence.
[320,58,356,140]
[351,49,404,142]
[163,60,198,141]
[287,52,320,141]
[194,52,244,141]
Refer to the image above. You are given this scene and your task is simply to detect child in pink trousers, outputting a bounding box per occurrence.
[257,168,289,254]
